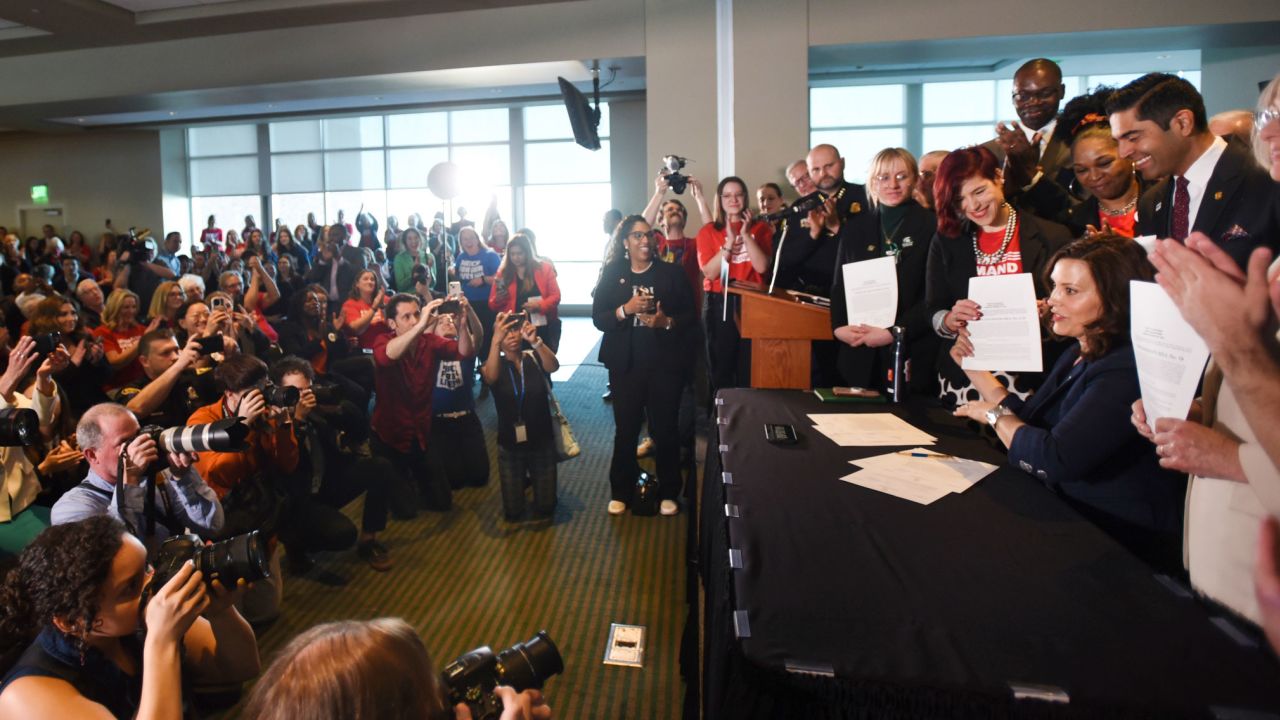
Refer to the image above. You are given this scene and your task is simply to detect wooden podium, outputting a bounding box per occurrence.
[727,286,832,390]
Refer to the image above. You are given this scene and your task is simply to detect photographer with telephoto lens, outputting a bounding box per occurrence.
[188,354,299,624]
[114,329,228,430]
[241,618,553,720]
[0,336,67,556]
[0,516,260,720]
[50,403,223,549]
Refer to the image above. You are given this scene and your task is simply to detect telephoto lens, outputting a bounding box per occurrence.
[0,408,40,447]
[443,631,563,720]
[153,418,250,454]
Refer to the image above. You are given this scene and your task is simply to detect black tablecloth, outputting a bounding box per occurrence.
[692,389,1280,719]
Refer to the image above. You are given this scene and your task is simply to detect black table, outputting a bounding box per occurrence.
[688,389,1280,719]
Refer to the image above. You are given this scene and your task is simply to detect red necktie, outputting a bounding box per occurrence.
[1171,176,1190,242]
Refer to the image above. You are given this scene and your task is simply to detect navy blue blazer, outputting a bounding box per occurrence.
[1004,342,1186,545]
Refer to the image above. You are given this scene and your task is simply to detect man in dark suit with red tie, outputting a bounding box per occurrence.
[1108,72,1280,269]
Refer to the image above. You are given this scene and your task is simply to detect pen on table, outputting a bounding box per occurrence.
[896,451,957,460]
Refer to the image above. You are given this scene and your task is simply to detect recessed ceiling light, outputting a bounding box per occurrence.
[168,111,175,116]
[1155,54,1169,60]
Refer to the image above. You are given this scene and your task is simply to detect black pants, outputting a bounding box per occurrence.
[426,412,490,489]
[536,317,562,353]
[609,364,685,502]
[328,356,375,412]
[704,293,750,397]
[372,435,452,511]
[278,498,356,553]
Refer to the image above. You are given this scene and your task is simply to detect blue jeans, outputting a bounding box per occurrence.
[497,443,557,520]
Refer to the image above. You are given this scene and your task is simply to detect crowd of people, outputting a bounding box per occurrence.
[0,57,1277,718]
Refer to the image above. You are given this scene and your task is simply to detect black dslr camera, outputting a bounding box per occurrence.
[442,631,563,720]
[32,332,62,357]
[261,383,299,408]
[145,530,270,607]
[0,408,39,447]
[661,154,689,194]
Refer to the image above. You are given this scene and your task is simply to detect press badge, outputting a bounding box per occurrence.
[514,422,528,444]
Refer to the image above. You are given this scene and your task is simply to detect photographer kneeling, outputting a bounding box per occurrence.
[0,515,260,719]
[271,356,393,573]
[188,355,299,624]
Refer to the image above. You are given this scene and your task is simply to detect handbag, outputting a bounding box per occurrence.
[541,370,580,462]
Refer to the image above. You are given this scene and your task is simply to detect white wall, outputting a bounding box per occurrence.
[0,130,162,239]
[1202,46,1280,114]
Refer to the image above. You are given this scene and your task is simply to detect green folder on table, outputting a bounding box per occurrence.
[812,388,887,404]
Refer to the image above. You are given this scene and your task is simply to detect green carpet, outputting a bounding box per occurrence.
[237,355,687,719]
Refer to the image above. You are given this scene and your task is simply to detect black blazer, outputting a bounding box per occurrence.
[829,202,938,392]
[983,125,1082,206]
[592,259,696,375]
[1137,136,1280,269]
[925,212,1073,391]
[305,259,360,302]
[773,181,870,296]
[1004,342,1185,571]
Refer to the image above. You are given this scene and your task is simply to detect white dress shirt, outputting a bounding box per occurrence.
[1177,135,1228,232]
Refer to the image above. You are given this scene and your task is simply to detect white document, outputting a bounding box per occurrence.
[841,469,953,505]
[961,273,1043,372]
[1133,235,1159,255]
[851,448,998,493]
[527,296,548,327]
[1129,281,1210,424]
[807,413,937,446]
[840,256,898,328]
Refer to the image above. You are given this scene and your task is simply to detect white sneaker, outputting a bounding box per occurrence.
[660,500,679,516]
[607,500,626,515]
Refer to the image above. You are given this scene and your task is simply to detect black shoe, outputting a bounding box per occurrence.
[357,540,393,572]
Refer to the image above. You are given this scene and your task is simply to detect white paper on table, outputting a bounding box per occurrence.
[840,468,953,505]
[840,256,898,328]
[1129,281,1210,425]
[807,413,937,446]
[851,448,998,493]
[961,272,1043,372]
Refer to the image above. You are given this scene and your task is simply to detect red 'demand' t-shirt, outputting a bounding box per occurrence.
[974,222,1023,277]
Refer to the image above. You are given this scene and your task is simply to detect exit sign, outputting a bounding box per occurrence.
[30,185,49,204]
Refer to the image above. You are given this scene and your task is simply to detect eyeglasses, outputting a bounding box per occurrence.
[874,172,911,184]
[1257,108,1280,127]
[627,230,655,240]
[1012,88,1060,104]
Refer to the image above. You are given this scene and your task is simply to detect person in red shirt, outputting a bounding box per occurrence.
[488,234,561,352]
[341,269,389,350]
[371,293,474,534]
[695,176,773,393]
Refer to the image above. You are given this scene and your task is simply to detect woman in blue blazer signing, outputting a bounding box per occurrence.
[950,234,1185,573]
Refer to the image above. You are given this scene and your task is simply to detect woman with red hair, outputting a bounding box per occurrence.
[925,146,1072,407]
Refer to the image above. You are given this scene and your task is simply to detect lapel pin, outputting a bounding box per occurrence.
[866,244,875,252]
[1214,191,1223,200]
[1155,202,1163,212]
[902,236,914,247]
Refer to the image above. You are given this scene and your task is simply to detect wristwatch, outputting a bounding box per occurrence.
[985,403,1013,428]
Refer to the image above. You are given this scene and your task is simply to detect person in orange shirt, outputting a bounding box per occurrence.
[188,353,299,624]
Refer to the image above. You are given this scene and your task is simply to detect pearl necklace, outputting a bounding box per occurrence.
[971,204,1017,265]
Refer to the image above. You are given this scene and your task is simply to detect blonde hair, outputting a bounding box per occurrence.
[866,147,919,208]
[102,288,140,330]
[148,281,183,321]
[1255,72,1280,174]
[241,618,446,720]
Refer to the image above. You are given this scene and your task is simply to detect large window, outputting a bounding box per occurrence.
[187,103,611,307]
[187,124,262,252]
[810,69,1201,181]
[522,103,611,305]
